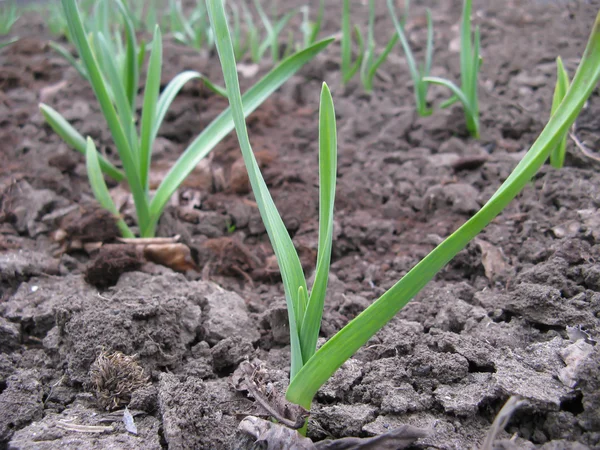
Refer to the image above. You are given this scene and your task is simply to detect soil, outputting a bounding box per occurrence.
[1,0,600,449]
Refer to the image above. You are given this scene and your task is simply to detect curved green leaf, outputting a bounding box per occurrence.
[39,103,125,182]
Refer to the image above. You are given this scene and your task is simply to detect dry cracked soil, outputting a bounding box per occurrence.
[0,0,599,449]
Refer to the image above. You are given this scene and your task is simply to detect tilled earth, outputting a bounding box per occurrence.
[0,0,599,449]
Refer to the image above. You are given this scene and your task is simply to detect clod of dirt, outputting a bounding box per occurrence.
[575,345,600,436]
[211,336,254,373]
[89,350,150,411]
[423,183,481,215]
[0,316,20,352]
[313,404,378,437]
[0,369,44,445]
[261,302,291,345]
[60,205,121,244]
[8,180,69,237]
[229,150,276,194]
[85,245,142,289]
[201,284,261,345]
[2,272,259,387]
[158,374,246,450]
[0,249,61,295]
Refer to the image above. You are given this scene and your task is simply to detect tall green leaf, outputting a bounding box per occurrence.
[139,25,163,192]
[61,0,150,234]
[207,0,307,377]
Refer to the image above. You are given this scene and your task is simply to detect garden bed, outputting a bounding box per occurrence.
[0,0,599,448]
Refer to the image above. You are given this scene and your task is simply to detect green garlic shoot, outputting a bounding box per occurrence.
[40,0,332,238]
[209,0,600,419]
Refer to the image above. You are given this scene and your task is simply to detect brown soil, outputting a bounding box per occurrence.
[1,1,600,449]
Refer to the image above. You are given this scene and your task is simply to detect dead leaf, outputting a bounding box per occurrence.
[480,396,526,450]
[236,416,315,449]
[237,63,260,78]
[235,415,429,450]
[39,80,68,103]
[143,242,197,272]
[315,425,429,450]
[474,238,511,281]
[232,360,308,429]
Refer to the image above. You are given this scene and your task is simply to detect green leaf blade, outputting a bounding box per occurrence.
[140,25,163,192]
[549,56,570,169]
[206,0,308,379]
[300,83,337,364]
[85,137,134,237]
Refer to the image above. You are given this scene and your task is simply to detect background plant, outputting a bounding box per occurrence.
[253,0,297,64]
[169,0,215,52]
[300,0,324,50]
[49,0,147,86]
[423,0,481,137]
[360,0,398,92]
[388,0,434,116]
[0,1,19,35]
[340,0,399,91]
[340,0,363,85]
[41,0,332,239]
[209,0,600,418]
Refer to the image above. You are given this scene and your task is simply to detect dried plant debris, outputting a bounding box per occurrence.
[315,424,430,450]
[481,396,527,450]
[232,360,309,429]
[236,416,315,450]
[232,361,429,449]
[235,416,429,450]
[89,350,150,411]
[119,236,199,272]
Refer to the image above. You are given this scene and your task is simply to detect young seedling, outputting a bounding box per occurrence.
[127,0,158,33]
[360,0,399,92]
[340,0,363,85]
[387,0,434,116]
[40,0,332,239]
[0,1,19,35]
[300,0,325,50]
[549,56,570,169]
[242,2,261,63]
[423,0,482,137]
[228,1,247,61]
[209,0,600,421]
[253,0,297,64]
[170,0,215,52]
